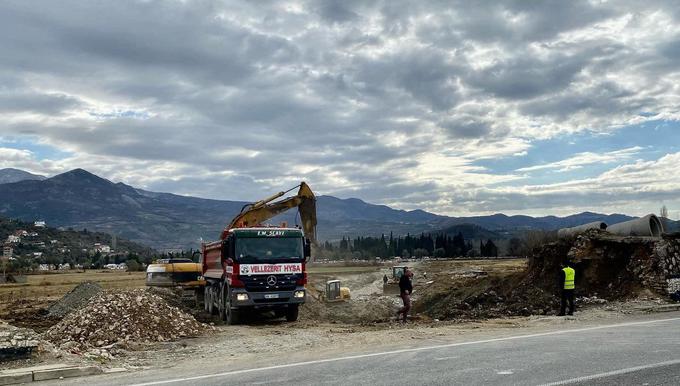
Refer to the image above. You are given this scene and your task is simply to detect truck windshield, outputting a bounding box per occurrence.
[235,237,303,262]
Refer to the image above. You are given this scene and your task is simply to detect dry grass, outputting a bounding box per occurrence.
[0,271,146,303]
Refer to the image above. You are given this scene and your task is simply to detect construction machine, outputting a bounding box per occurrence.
[383,265,409,295]
[324,280,351,302]
[145,257,204,288]
[202,182,317,324]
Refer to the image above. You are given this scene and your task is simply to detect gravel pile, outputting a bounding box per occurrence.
[47,281,102,318]
[0,320,40,361]
[43,289,212,352]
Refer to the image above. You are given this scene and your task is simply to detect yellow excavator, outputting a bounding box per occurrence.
[146,182,317,289]
[221,181,317,243]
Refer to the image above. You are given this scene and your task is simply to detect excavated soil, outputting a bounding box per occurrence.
[43,288,214,356]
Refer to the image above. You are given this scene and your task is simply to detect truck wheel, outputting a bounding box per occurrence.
[218,285,227,321]
[195,288,204,309]
[203,287,210,313]
[286,304,299,322]
[222,285,240,325]
[208,287,217,315]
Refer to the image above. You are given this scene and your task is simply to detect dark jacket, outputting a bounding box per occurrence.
[399,274,412,294]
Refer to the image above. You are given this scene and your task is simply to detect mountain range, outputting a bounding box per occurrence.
[0,168,676,250]
[0,168,46,184]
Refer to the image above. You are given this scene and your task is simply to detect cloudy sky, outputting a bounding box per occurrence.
[1,1,679,218]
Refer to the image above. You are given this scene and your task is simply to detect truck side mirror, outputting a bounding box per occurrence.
[304,238,311,260]
[222,240,230,258]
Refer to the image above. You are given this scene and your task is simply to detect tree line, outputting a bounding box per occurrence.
[320,231,499,260]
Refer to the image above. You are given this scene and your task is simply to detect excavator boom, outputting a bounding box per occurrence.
[220,182,317,242]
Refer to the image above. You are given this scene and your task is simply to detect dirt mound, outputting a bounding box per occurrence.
[418,233,680,321]
[301,295,398,324]
[43,288,213,353]
[1,321,40,361]
[416,274,557,320]
[47,281,102,318]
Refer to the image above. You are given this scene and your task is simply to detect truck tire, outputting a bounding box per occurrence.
[221,284,240,325]
[218,284,227,321]
[203,287,210,313]
[286,304,299,322]
[208,287,217,315]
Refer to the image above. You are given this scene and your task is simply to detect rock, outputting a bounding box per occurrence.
[43,288,214,356]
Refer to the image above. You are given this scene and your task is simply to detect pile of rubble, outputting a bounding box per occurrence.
[47,281,102,318]
[43,289,212,354]
[0,320,40,361]
[419,231,680,321]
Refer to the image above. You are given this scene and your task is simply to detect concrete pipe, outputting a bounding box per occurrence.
[606,214,664,237]
[557,221,608,238]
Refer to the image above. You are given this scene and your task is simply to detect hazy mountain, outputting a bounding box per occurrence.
[0,168,666,249]
[0,168,46,184]
[437,223,501,240]
[442,211,636,233]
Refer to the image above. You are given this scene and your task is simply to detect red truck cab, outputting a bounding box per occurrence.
[201,227,310,324]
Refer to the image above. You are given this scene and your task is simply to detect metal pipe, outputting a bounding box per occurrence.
[557,221,608,238]
[607,214,664,237]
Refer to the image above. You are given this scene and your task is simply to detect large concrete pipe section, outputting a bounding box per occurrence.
[557,221,608,238]
[607,214,664,237]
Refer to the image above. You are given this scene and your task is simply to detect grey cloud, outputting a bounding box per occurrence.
[0,91,82,115]
[315,0,359,24]
[466,53,585,100]
[439,117,492,139]
[1,0,679,216]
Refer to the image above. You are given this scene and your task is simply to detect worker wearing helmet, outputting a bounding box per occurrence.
[558,261,576,316]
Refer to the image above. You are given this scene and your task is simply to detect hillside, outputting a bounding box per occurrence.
[0,168,46,184]
[0,216,154,263]
[0,168,675,250]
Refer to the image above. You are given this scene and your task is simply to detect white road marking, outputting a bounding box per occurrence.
[129,316,680,386]
[434,355,459,361]
[537,358,680,385]
[497,370,514,375]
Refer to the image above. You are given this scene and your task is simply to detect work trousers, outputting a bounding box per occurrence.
[560,289,575,315]
[397,292,411,322]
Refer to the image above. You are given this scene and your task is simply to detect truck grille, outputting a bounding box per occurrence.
[239,274,300,292]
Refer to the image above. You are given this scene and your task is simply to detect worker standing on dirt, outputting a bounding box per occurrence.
[397,269,414,323]
[558,261,576,316]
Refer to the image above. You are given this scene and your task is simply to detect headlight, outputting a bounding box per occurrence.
[236,293,249,301]
[294,290,305,298]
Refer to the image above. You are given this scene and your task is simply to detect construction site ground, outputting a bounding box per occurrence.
[1,259,677,375]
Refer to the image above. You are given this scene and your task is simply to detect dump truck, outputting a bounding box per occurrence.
[201,182,317,325]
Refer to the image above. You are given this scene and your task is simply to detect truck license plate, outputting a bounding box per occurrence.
[265,294,279,299]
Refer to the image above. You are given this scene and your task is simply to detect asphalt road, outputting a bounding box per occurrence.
[47,313,680,386]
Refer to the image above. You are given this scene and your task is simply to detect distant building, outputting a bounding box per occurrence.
[94,243,111,253]
[6,235,20,243]
[14,230,28,237]
[34,221,46,228]
[104,263,126,270]
[33,252,43,258]
[2,245,12,260]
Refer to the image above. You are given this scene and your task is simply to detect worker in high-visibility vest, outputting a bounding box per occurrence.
[558,261,576,316]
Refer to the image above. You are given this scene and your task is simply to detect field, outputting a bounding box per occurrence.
[0,259,527,330]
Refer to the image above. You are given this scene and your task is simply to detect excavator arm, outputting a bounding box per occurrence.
[220,182,317,243]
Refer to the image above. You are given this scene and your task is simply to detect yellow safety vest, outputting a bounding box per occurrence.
[563,267,575,290]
